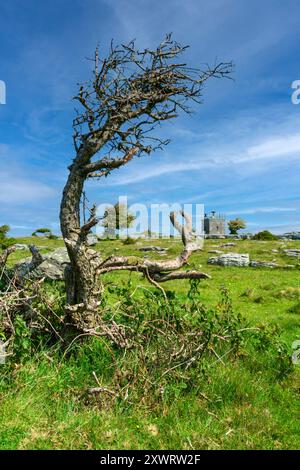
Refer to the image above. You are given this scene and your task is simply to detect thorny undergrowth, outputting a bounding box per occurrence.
[0,264,293,408]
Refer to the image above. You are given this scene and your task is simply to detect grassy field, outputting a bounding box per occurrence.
[1,236,300,450]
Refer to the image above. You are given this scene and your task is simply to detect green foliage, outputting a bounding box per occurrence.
[288,302,300,315]
[122,237,137,245]
[32,228,52,236]
[11,316,32,361]
[0,224,16,249]
[0,225,10,236]
[3,279,292,384]
[252,230,278,240]
[31,228,59,239]
[48,233,58,240]
[228,218,246,234]
[94,280,292,406]
[0,237,16,249]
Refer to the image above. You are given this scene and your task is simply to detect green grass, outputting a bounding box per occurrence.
[0,236,300,449]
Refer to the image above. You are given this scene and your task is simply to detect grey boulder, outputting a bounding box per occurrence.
[249,260,279,268]
[16,247,70,280]
[208,253,249,267]
[87,233,98,246]
[282,249,300,258]
[139,246,168,253]
[13,243,28,250]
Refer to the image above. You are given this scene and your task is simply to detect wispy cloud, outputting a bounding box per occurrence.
[0,172,56,204]
[226,207,298,216]
[100,125,300,187]
[243,134,300,162]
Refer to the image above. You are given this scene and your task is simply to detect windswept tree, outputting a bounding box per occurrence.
[59,35,233,329]
[228,218,246,235]
[102,202,136,238]
[32,227,52,237]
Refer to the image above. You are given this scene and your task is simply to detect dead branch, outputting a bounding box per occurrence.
[0,245,16,270]
[153,270,210,282]
[87,386,117,396]
[98,210,209,284]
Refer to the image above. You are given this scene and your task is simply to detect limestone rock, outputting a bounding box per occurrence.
[250,260,279,268]
[16,247,70,280]
[139,246,168,253]
[13,244,28,250]
[208,253,249,267]
[86,233,98,246]
[282,249,300,258]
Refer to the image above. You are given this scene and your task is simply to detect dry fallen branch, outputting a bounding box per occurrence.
[87,386,117,396]
[0,254,65,344]
[0,245,16,276]
[99,211,209,285]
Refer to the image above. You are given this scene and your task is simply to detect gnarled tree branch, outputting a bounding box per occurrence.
[0,246,16,271]
[98,210,209,283]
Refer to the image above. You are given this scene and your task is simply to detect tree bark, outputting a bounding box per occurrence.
[60,165,103,328]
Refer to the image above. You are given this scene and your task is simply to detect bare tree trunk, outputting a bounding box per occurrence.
[60,166,103,328]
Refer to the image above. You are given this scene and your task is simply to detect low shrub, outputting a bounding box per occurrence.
[252,230,278,240]
[0,224,16,249]
[122,237,138,245]
[0,273,293,409]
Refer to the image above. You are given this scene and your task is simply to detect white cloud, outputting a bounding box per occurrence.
[10,224,31,229]
[0,172,55,204]
[226,207,298,215]
[244,134,300,162]
[99,126,300,187]
[99,160,214,187]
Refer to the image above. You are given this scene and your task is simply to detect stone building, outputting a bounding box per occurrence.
[204,211,226,238]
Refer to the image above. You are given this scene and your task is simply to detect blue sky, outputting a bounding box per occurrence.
[1,0,300,236]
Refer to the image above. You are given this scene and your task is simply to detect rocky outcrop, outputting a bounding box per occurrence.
[249,260,279,268]
[208,253,250,267]
[220,242,236,248]
[282,249,300,258]
[208,253,295,269]
[87,233,98,246]
[139,246,168,254]
[13,244,28,250]
[16,247,70,280]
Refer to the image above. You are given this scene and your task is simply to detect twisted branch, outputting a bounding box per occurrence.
[99,210,209,282]
[0,246,16,270]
